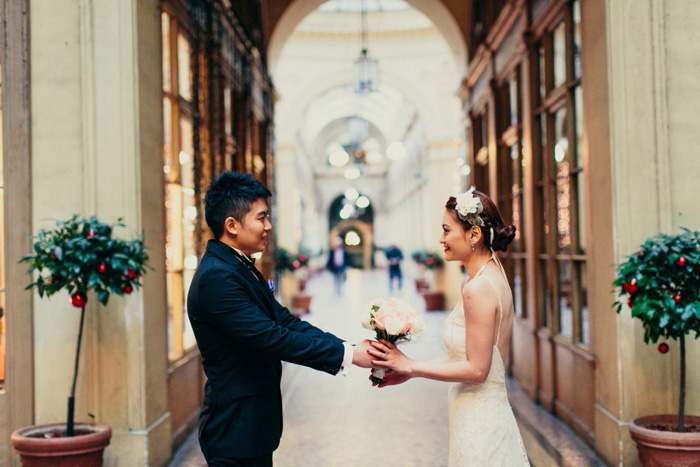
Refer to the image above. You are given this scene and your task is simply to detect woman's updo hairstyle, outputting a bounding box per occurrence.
[445,189,516,252]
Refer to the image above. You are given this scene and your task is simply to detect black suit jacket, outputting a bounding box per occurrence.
[187,239,345,459]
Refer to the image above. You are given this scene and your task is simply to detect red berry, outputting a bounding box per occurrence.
[675,257,687,267]
[623,279,638,295]
[292,260,300,269]
[87,229,96,237]
[627,297,633,307]
[70,292,88,307]
[637,250,644,257]
[122,284,133,294]
[127,267,138,280]
[658,343,669,354]
[298,254,307,262]
[674,293,682,304]
[98,264,107,274]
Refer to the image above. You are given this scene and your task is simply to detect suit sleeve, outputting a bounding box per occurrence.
[273,299,332,338]
[202,273,344,374]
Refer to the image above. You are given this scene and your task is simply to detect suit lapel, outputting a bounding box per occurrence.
[206,240,277,312]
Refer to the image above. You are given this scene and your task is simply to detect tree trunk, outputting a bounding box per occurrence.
[678,333,686,433]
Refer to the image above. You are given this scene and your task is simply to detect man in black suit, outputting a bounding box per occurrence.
[187,172,373,466]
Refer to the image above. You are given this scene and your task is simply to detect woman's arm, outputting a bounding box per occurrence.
[369,278,499,384]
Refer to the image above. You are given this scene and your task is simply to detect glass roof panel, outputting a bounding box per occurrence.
[318,0,410,13]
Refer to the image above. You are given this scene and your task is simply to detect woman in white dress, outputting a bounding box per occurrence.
[368,187,529,466]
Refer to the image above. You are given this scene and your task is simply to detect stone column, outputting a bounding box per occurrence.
[597,0,700,464]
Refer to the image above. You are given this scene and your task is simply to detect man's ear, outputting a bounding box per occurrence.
[224,217,238,236]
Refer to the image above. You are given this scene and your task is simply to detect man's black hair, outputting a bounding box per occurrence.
[204,171,272,239]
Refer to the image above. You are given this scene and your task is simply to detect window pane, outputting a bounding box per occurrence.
[514,260,525,318]
[509,76,519,126]
[573,0,582,79]
[536,113,546,181]
[558,260,573,337]
[576,172,586,255]
[167,271,184,358]
[224,85,233,138]
[554,108,571,253]
[553,22,566,88]
[578,261,589,345]
[177,33,192,101]
[536,186,547,254]
[539,260,550,328]
[538,44,546,101]
[179,116,195,189]
[510,144,525,251]
[574,85,584,168]
[165,184,184,270]
[163,97,175,182]
[182,268,197,350]
[161,13,172,94]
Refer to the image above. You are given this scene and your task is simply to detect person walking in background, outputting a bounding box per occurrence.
[384,244,404,292]
[369,187,529,466]
[326,236,348,295]
[187,172,373,467]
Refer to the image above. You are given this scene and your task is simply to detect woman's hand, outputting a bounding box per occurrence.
[368,339,414,376]
[370,369,412,388]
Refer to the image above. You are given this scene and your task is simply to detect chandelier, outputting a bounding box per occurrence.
[354,0,378,94]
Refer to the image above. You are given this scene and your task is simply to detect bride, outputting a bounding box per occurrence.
[368,187,530,466]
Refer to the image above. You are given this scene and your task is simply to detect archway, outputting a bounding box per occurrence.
[267,0,468,74]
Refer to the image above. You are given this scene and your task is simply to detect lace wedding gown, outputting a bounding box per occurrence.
[443,257,530,466]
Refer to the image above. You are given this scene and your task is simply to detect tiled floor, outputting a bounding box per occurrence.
[167,269,607,467]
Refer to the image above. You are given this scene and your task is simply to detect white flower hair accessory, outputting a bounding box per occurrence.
[454,186,484,226]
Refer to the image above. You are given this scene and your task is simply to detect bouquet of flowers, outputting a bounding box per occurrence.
[360,297,425,385]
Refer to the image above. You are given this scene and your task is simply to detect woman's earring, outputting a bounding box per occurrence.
[470,242,475,251]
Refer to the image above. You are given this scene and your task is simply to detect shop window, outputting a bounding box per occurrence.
[533,0,588,345]
[472,111,490,194]
[497,67,527,318]
[162,12,198,360]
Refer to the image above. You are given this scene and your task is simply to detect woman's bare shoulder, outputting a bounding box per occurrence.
[461,276,498,308]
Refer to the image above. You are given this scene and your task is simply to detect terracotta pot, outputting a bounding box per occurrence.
[11,423,111,467]
[292,293,312,313]
[629,414,700,466]
[414,278,430,292]
[422,291,444,311]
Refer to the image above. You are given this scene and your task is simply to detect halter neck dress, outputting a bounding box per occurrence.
[442,254,530,466]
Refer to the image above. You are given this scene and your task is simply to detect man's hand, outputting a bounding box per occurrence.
[351,339,374,368]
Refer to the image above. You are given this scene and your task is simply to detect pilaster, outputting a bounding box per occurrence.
[30,0,170,464]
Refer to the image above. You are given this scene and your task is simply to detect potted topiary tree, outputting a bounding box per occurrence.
[273,247,311,314]
[613,228,700,465]
[11,215,149,467]
[411,249,445,311]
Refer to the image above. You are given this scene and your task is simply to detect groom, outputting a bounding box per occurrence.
[187,171,373,466]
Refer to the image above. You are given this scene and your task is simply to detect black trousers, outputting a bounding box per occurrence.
[205,453,273,467]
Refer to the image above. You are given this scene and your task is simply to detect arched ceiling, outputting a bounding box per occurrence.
[265,0,469,73]
[270,0,465,210]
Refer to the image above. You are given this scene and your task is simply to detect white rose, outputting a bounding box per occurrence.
[361,310,375,330]
[384,315,405,336]
[409,315,425,335]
